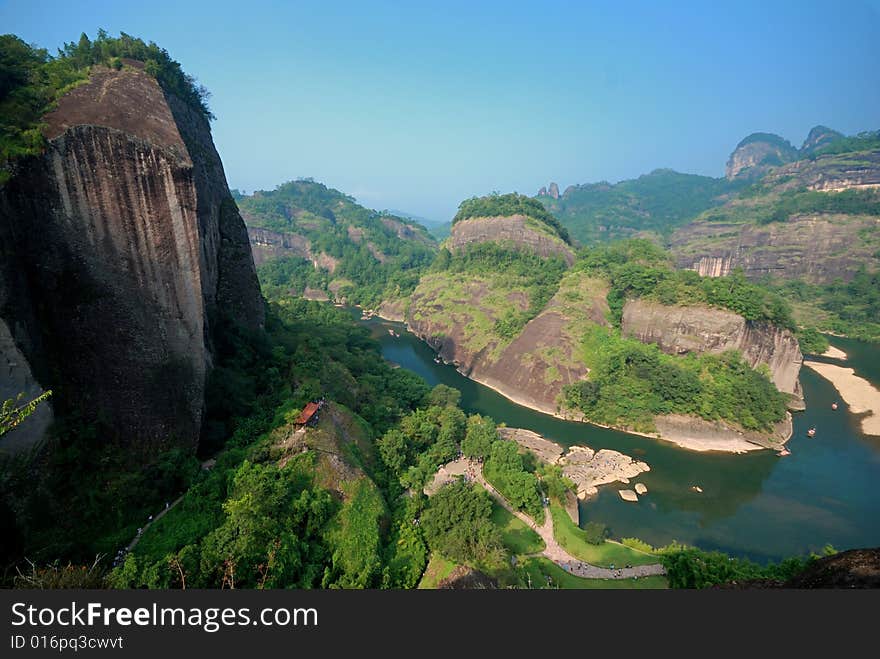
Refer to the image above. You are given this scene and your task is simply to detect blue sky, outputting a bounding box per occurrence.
[2,0,879,221]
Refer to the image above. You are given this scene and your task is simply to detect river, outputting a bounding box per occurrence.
[361,314,880,562]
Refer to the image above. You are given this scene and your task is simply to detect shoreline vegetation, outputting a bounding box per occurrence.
[390,315,790,454]
[803,361,880,436]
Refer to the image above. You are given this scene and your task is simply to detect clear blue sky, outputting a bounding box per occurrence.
[3,0,880,221]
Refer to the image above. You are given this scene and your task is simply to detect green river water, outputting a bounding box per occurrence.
[361,314,880,562]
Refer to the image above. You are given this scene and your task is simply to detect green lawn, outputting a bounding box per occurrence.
[490,500,545,555]
[519,557,667,589]
[550,504,657,568]
[417,553,458,589]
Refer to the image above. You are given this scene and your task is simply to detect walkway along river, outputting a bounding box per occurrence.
[360,313,880,563]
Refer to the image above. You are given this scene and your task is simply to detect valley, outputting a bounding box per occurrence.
[1,28,878,591]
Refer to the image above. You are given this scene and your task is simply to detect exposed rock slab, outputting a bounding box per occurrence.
[635,483,648,495]
[497,427,564,463]
[0,66,263,453]
[618,489,638,502]
[447,215,574,265]
[652,413,791,452]
[561,446,651,500]
[621,298,803,398]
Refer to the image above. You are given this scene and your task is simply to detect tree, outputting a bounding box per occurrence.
[377,428,410,475]
[421,480,503,565]
[461,415,498,460]
[427,384,461,408]
[0,391,52,438]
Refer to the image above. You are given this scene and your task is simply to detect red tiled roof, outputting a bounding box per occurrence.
[295,402,320,425]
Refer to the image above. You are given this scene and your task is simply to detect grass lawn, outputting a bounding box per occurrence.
[490,500,545,555]
[551,504,657,568]
[418,553,458,589]
[519,557,667,589]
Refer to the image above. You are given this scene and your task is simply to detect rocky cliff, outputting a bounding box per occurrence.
[725,133,799,180]
[621,299,803,403]
[446,215,575,265]
[671,213,879,283]
[673,143,880,284]
[407,272,609,414]
[0,65,264,453]
[800,125,844,155]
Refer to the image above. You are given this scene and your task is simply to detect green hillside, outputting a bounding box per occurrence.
[539,169,736,245]
[236,179,437,308]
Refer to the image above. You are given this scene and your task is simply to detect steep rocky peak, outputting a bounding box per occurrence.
[801,125,843,153]
[0,64,264,453]
[726,132,798,180]
[536,182,560,199]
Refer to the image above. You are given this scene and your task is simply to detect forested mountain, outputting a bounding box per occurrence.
[408,192,802,450]
[537,169,737,244]
[671,127,880,340]
[235,179,436,312]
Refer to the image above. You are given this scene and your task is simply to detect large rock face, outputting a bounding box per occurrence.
[407,272,609,414]
[800,125,844,155]
[447,215,575,265]
[0,66,263,453]
[725,133,798,180]
[621,299,803,399]
[673,147,880,284]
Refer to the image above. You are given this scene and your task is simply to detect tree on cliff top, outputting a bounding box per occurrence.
[1,31,212,182]
[452,192,572,244]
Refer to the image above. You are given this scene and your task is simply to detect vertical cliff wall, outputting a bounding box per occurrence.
[620,299,803,401]
[0,66,263,453]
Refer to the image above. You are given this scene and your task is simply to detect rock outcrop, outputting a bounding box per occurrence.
[407,272,608,414]
[800,125,844,154]
[446,215,575,265]
[725,133,798,180]
[621,299,803,400]
[0,65,264,453]
[247,226,312,266]
[671,212,879,284]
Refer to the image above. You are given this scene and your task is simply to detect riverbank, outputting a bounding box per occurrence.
[803,361,880,436]
[426,342,789,453]
[497,427,650,499]
[822,346,848,360]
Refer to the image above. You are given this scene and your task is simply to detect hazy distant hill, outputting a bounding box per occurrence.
[388,209,451,240]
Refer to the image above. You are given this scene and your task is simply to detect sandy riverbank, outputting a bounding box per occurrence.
[821,346,848,360]
[803,361,880,436]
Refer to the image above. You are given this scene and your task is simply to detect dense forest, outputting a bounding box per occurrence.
[538,169,736,244]
[237,180,436,309]
[0,31,211,182]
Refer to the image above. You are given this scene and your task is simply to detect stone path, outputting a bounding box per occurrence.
[124,495,185,554]
[448,458,665,580]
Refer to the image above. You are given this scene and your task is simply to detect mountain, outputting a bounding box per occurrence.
[725,132,800,180]
[0,35,264,455]
[670,126,880,339]
[236,180,436,314]
[538,169,736,245]
[408,194,801,451]
[800,125,844,155]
